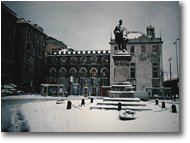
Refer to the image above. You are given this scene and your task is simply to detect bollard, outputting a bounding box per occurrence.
[118,102,122,111]
[90,98,94,103]
[171,104,177,113]
[66,100,72,110]
[155,99,158,105]
[81,98,85,106]
[162,101,166,109]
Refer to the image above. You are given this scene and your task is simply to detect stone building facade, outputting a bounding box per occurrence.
[15,18,47,92]
[46,50,110,96]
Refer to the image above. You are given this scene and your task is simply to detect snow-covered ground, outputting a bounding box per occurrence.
[16,96,179,132]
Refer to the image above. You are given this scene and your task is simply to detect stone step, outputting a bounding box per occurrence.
[103,97,140,102]
[109,91,135,98]
[90,105,152,111]
[97,101,146,106]
[109,91,135,94]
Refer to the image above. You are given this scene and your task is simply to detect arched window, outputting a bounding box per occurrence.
[70,57,77,64]
[90,68,98,77]
[101,68,109,77]
[80,56,87,64]
[49,68,57,77]
[91,56,97,64]
[51,57,57,65]
[102,56,109,65]
[69,68,77,77]
[60,57,67,65]
[59,68,67,77]
[79,68,87,77]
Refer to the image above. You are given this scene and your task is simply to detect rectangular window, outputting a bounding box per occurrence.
[152,63,159,78]
[152,45,158,53]
[141,46,146,54]
[130,63,136,79]
[130,46,135,55]
[153,63,158,66]
[27,33,31,40]
[37,39,40,45]
[130,68,136,78]
[32,36,35,43]
[42,42,45,47]
[130,63,135,66]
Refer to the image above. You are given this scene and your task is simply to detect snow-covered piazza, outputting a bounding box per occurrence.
[1,94,179,132]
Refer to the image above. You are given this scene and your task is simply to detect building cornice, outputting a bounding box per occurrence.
[46,50,110,56]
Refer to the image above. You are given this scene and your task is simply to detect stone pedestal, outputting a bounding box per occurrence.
[111,50,131,83]
[109,82,135,98]
[109,47,135,98]
[109,38,137,98]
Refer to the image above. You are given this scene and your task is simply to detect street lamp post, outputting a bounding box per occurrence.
[168,57,172,100]
[173,38,179,79]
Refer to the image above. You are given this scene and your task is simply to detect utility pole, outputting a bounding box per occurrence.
[173,38,179,79]
[174,38,179,100]
[168,57,172,100]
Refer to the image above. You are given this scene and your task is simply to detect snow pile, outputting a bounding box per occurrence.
[20,99,179,132]
[8,108,29,132]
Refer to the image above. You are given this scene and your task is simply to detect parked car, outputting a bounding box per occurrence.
[1,89,13,95]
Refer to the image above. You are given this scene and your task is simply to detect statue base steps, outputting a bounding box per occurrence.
[109,91,135,98]
[90,97,151,111]
[103,97,140,102]
[90,105,152,111]
[97,101,146,106]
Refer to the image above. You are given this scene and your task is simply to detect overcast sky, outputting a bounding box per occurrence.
[2,1,179,80]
